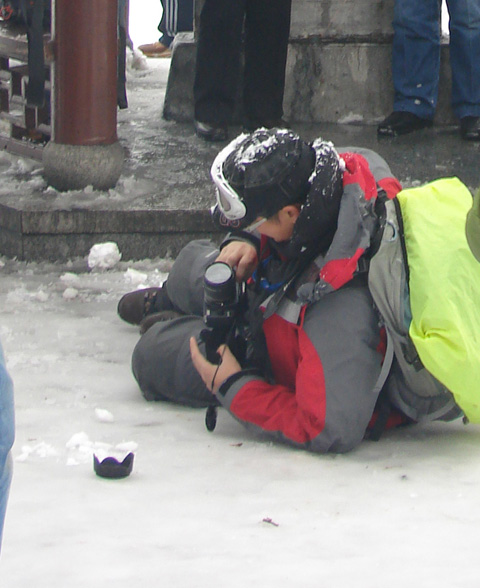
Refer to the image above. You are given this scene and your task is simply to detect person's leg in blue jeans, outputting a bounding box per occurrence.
[0,341,14,553]
[378,0,440,135]
[392,0,441,119]
[447,0,480,119]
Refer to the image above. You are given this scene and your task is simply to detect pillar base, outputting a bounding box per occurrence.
[43,141,124,191]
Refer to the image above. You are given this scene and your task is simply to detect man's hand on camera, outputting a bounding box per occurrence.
[190,337,241,394]
[216,241,258,282]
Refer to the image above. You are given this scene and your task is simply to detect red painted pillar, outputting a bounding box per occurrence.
[54,0,118,145]
[43,0,123,190]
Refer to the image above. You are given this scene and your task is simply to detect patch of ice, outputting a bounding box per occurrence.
[66,431,91,449]
[6,287,30,303]
[338,112,364,124]
[35,289,49,302]
[115,441,138,453]
[62,287,79,300]
[60,272,80,285]
[95,408,115,423]
[16,441,59,462]
[124,267,148,285]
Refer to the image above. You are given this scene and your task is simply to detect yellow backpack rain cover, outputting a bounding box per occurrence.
[397,178,480,423]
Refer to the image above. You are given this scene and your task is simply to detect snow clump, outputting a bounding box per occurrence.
[87,242,122,270]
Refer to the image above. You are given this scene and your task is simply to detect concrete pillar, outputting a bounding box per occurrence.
[283,0,453,124]
[43,0,124,191]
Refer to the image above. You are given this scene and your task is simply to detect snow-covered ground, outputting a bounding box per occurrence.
[1,3,479,587]
[1,252,480,588]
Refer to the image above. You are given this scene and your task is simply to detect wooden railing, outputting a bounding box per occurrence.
[0,22,51,160]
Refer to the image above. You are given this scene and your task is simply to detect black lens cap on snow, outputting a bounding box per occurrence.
[93,452,134,479]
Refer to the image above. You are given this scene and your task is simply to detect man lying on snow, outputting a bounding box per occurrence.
[118,128,480,453]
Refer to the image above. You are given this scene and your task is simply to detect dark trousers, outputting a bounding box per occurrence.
[132,240,219,408]
[193,0,292,126]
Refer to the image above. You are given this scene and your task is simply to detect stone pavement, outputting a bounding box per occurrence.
[0,58,478,263]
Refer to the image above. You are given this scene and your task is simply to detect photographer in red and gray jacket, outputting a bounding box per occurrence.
[120,128,402,453]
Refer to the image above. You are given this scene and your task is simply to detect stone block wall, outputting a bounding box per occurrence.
[289,0,394,39]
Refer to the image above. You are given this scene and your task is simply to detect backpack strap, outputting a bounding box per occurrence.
[367,328,394,441]
[392,195,410,283]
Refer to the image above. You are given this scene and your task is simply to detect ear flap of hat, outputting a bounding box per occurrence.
[281,139,344,257]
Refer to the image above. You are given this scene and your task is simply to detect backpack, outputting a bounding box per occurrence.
[368,179,480,433]
[368,196,461,431]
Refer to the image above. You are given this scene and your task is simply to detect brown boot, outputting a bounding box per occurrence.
[137,41,172,58]
[117,287,174,325]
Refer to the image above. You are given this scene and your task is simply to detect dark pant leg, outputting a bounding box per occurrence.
[158,0,194,45]
[193,0,246,124]
[165,239,220,316]
[157,0,173,46]
[175,0,194,32]
[132,315,215,407]
[243,0,292,123]
[132,240,220,407]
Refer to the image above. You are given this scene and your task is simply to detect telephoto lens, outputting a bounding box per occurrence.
[203,262,239,329]
[201,262,244,433]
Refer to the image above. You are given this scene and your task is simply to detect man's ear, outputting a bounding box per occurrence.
[281,205,301,223]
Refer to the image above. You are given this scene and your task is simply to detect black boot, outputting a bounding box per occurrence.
[377,111,433,137]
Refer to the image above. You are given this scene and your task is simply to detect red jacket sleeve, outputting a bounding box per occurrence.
[216,286,384,453]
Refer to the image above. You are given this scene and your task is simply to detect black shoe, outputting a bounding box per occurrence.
[194,120,228,142]
[377,111,433,137]
[460,116,480,141]
[243,118,290,132]
[117,286,175,325]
